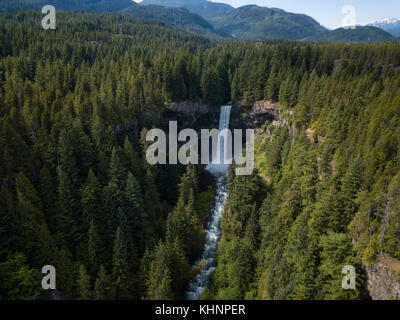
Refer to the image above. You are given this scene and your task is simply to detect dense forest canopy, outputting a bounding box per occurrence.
[0,0,135,13]
[0,9,399,300]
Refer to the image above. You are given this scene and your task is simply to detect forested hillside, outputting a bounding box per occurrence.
[0,10,215,300]
[0,9,400,300]
[0,0,135,13]
[122,5,229,39]
[209,5,326,40]
[141,1,326,41]
[140,0,235,19]
[303,26,397,43]
[201,42,400,300]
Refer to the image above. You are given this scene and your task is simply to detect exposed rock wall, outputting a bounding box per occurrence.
[232,100,281,130]
[366,253,400,300]
[251,100,280,119]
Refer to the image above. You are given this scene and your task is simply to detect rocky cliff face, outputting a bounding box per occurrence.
[238,100,301,142]
[230,100,280,130]
[366,253,400,300]
[164,100,282,131]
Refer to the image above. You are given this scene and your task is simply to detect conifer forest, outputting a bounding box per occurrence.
[0,0,400,302]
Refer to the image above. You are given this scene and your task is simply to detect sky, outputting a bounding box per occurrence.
[211,0,400,29]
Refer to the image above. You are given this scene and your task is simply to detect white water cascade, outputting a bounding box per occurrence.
[186,105,232,300]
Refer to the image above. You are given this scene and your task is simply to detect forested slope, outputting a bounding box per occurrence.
[303,26,397,43]
[0,10,214,300]
[140,0,235,19]
[201,42,400,300]
[140,1,326,41]
[0,0,135,13]
[209,5,326,40]
[122,5,229,39]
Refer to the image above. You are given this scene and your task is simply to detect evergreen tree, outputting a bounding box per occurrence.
[124,172,147,249]
[87,219,102,276]
[112,227,129,299]
[15,172,46,256]
[94,266,114,300]
[0,185,16,259]
[146,242,174,300]
[81,169,103,228]
[77,264,92,300]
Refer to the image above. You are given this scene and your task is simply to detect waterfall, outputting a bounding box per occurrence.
[186,105,231,300]
[206,104,232,175]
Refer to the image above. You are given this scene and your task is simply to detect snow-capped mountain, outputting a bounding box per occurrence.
[368,18,399,30]
[368,17,400,36]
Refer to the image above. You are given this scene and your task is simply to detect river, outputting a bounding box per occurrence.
[186,105,232,300]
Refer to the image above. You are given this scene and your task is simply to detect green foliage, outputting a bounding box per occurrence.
[77,264,92,300]
[111,226,129,299]
[0,0,135,13]
[0,185,17,259]
[87,219,103,275]
[316,232,364,300]
[0,9,400,301]
[123,5,227,39]
[209,5,325,40]
[304,26,397,43]
[145,241,174,300]
[94,266,114,300]
[143,0,326,41]
[0,253,47,300]
[205,39,400,301]
[195,186,214,225]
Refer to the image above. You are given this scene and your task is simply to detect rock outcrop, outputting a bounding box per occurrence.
[251,100,280,119]
[366,253,400,300]
[163,100,286,135]
[232,100,280,130]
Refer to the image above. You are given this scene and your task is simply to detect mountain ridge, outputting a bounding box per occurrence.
[141,1,326,40]
[368,17,400,36]
[122,4,230,39]
[0,0,135,12]
[139,0,235,18]
[0,0,397,43]
[303,26,397,43]
[209,4,326,40]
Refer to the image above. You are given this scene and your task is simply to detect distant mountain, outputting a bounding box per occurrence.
[303,26,397,43]
[208,5,326,40]
[2,0,394,43]
[368,18,400,32]
[139,0,234,19]
[0,0,135,12]
[390,26,400,36]
[140,2,325,41]
[123,4,230,38]
[368,17,400,36]
[0,0,229,38]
